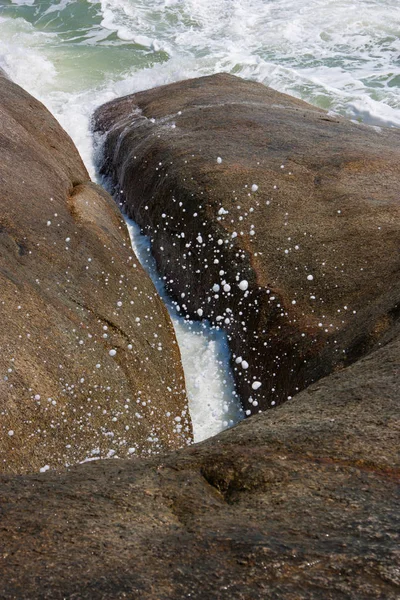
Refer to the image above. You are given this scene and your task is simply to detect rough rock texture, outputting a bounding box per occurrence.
[94,73,400,413]
[0,330,399,599]
[0,73,191,474]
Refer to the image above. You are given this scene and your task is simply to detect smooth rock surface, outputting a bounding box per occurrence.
[0,330,399,599]
[0,73,191,474]
[94,73,400,412]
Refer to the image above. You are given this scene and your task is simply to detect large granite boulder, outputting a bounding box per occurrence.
[0,328,398,598]
[94,73,400,413]
[0,73,191,474]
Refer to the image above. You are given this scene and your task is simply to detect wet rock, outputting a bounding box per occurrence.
[0,331,398,599]
[94,73,400,413]
[0,73,191,474]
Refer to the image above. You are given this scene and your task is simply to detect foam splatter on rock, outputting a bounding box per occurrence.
[0,73,192,475]
[94,73,400,413]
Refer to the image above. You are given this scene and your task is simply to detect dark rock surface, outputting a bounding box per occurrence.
[0,73,191,474]
[94,73,400,413]
[0,330,399,599]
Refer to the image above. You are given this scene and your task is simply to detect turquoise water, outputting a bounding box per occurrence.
[1,0,400,167]
[1,0,399,439]
[1,0,400,124]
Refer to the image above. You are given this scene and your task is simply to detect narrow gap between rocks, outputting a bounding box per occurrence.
[120,215,244,442]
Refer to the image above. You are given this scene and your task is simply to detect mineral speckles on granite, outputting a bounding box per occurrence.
[0,73,192,475]
[0,327,399,599]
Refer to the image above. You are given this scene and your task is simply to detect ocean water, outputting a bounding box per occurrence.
[1,0,399,440]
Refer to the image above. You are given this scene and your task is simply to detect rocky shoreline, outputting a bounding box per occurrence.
[0,72,398,598]
[94,73,400,414]
[0,72,191,474]
[1,334,399,598]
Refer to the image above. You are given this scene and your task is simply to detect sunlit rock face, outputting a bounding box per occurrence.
[94,73,400,413]
[0,73,191,474]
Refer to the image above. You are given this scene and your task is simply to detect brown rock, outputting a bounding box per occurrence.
[0,330,398,599]
[94,73,400,413]
[0,73,191,474]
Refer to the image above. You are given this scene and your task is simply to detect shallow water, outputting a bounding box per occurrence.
[1,0,399,439]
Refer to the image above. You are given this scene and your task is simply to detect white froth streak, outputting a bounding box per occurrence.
[124,218,243,442]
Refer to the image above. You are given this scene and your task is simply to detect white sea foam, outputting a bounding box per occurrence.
[125,218,243,442]
[42,0,73,16]
[1,0,399,129]
[10,0,36,5]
